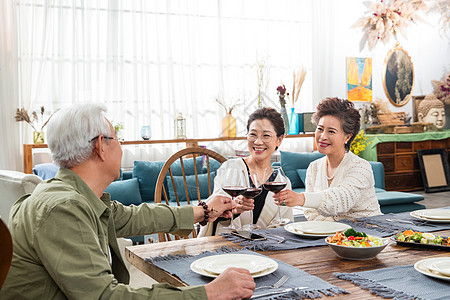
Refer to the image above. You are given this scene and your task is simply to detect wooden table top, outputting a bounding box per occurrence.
[125,230,450,299]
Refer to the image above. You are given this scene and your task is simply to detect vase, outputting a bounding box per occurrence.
[33,131,45,144]
[288,108,299,135]
[222,113,236,137]
[140,125,152,140]
[280,107,290,135]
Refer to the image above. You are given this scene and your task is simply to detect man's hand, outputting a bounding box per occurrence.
[208,195,233,221]
[204,268,255,300]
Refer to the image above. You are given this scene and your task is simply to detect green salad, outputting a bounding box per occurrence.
[326,228,385,247]
[395,230,447,246]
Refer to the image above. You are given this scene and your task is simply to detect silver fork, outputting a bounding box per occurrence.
[254,275,289,290]
[264,233,286,243]
[385,218,433,226]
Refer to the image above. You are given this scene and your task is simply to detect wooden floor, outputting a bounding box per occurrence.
[412,190,450,209]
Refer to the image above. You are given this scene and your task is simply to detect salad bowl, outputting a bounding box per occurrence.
[325,229,389,260]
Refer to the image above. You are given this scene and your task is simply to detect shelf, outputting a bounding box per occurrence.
[23,133,315,173]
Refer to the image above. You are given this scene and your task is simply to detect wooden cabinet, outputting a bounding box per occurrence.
[376,137,450,191]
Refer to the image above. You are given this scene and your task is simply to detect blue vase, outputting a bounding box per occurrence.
[288,108,299,135]
[140,125,152,140]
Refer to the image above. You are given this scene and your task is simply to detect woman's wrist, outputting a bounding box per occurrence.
[297,193,305,206]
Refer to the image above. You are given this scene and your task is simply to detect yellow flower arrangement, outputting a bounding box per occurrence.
[350,130,372,156]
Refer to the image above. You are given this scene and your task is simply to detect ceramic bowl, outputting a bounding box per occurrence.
[325,237,389,260]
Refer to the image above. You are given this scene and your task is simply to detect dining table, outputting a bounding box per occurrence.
[125,228,450,299]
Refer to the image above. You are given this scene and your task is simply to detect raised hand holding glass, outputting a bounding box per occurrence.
[222,168,247,230]
[241,173,262,230]
[263,166,290,226]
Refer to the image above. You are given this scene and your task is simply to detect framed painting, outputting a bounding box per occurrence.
[346,57,372,102]
[417,148,450,193]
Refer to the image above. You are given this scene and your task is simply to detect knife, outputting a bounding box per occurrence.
[250,287,308,299]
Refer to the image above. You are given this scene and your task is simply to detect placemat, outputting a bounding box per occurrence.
[335,264,450,300]
[147,246,348,299]
[221,221,389,251]
[357,208,450,234]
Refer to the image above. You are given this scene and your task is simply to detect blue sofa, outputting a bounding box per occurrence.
[278,151,425,214]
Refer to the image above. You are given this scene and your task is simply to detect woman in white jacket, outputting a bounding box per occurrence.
[273,97,382,221]
[199,108,293,236]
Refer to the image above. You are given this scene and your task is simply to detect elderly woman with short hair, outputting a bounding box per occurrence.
[273,97,382,221]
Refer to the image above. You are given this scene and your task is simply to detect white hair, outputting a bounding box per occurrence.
[47,103,110,168]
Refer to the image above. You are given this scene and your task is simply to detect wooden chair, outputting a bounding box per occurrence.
[0,218,13,290]
[154,147,226,242]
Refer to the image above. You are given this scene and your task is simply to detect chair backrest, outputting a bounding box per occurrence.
[0,218,13,290]
[154,147,226,242]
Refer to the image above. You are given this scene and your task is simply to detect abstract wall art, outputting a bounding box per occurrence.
[347,57,372,102]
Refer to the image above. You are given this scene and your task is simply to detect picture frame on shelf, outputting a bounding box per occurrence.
[417,148,450,193]
[412,95,425,123]
[301,112,316,133]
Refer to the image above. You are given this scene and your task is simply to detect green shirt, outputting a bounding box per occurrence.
[1,168,207,300]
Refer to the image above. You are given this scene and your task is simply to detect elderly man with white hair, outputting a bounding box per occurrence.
[1,103,255,300]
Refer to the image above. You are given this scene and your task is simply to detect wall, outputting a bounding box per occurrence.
[317,0,450,115]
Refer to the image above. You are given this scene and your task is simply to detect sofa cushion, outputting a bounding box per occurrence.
[133,157,204,202]
[376,191,424,206]
[281,151,324,188]
[167,171,216,202]
[105,178,142,206]
[296,169,307,186]
[202,159,222,174]
[133,161,167,202]
[368,161,385,190]
[33,163,59,180]
[380,203,426,214]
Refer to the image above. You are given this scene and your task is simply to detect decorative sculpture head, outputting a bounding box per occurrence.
[417,94,446,129]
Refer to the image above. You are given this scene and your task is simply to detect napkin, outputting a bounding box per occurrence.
[147,246,348,299]
[221,221,389,251]
[357,209,450,234]
[335,264,450,300]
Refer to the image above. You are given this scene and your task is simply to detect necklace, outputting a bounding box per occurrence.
[326,154,346,181]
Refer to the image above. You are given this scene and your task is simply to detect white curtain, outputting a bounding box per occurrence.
[1,0,324,170]
[0,0,21,171]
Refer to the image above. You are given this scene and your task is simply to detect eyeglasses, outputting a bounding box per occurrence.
[247,133,275,143]
[89,135,124,145]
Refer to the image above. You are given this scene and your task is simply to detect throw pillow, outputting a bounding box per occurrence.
[167,171,216,202]
[32,163,59,180]
[280,151,324,188]
[296,169,308,186]
[133,160,167,202]
[105,178,142,206]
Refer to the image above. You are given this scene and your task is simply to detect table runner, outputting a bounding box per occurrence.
[335,264,450,300]
[357,208,450,234]
[146,246,348,299]
[221,221,389,251]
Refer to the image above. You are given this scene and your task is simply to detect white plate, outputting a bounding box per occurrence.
[415,209,450,220]
[414,257,450,281]
[429,261,450,277]
[410,209,450,223]
[190,254,278,278]
[284,221,351,238]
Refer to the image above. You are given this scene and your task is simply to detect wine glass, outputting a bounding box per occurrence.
[241,173,262,230]
[222,168,247,230]
[263,166,290,226]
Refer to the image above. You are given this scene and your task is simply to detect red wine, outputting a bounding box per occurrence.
[242,187,262,198]
[263,182,286,193]
[222,186,247,197]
